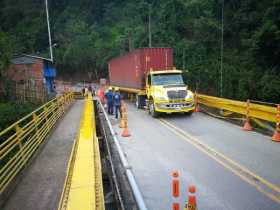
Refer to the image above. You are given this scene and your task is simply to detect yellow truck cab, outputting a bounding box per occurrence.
[144,69,195,117]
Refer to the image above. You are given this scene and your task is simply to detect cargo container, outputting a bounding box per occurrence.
[108,48,195,117]
[109,48,173,89]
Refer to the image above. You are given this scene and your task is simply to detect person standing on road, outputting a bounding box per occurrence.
[105,87,114,115]
[113,87,121,119]
[88,85,92,94]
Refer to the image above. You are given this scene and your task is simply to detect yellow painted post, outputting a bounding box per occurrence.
[32,113,40,143]
[15,124,25,162]
[44,106,51,132]
[56,97,64,115]
[61,96,65,113]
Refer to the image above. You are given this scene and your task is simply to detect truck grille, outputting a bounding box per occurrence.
[167,90,187,99]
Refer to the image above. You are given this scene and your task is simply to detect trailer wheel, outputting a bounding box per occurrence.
[149,99,159,118]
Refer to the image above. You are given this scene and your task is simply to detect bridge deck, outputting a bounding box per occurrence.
[3,100,83,210]
[111,102,280,210]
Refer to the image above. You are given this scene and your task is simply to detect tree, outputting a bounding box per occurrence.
[0,31,13,78]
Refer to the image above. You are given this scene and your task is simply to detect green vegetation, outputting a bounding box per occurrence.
[0,102,38,131]
[0,0,279,102]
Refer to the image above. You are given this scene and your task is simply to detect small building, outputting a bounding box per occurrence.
[6,55,56,93]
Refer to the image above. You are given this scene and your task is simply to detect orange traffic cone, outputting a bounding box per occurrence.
[243,119,253,131]
[172,171,180,210]
[194,104,200,113]
[121,111,131,137]
[243,100,252,131]
[272,130,280,142]
[172,203,180,210]
[172,171,180,198]
[119,102,127,128]
[185,185,197,210]
[272,104,280,142]
[121,127,131,137]
[194,91,200,113]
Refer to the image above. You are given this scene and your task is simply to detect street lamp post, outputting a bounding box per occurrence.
[45,0,53,62]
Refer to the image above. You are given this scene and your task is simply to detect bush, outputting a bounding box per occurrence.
[0,102,38,131]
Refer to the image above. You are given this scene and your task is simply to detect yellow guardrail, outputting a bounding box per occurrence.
[0,92,74,194]
[58,95,105,210]
[197,94,278,123]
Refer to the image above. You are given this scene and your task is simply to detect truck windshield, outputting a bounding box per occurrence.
[151,74,184,86]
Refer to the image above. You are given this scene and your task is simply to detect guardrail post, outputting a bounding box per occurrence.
[44,106,51,132]
[272,104,280,142]
[32,113,40,142]
[15,124,25,163]
[243,99,253,131]
[61,96,65,113]
[66,93,70,106]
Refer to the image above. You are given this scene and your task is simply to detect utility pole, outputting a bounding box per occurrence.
[220,0,224,97]
[45,0,53,62]
[148,4,152,48]
[183,49,185,71]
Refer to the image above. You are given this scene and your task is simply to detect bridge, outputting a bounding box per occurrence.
[0,90,280,210]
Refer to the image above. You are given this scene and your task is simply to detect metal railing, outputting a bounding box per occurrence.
[0,92,74,195]
[197,94,278,123]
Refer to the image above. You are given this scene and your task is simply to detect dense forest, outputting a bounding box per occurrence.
[0,0,279,102]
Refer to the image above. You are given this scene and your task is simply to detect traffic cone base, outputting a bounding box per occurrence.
[172,203,180,210]
[185,185,197,210]
[121,127,131,137]
[272,130,280,142]
[194,104,200,112]
[243,120,253,131]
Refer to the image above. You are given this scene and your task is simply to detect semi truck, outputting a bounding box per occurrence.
[108,48,195,117]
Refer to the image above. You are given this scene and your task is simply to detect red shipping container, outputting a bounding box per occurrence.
[108,48,173,90]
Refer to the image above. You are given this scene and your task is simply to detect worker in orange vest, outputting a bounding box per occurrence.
[97,88,105,104]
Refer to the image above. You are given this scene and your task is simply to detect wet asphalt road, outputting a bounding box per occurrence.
[112,102,280,210]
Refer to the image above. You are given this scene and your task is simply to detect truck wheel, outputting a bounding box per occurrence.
[185,111,193,116]
[149,99,159,118]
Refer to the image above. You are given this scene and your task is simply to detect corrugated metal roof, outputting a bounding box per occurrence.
[11,54,52,65]
[11,56,37,64]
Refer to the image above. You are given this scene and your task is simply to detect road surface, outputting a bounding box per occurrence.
[111,102,280,210]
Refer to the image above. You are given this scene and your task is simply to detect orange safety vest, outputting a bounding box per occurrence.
[97,88,105,104]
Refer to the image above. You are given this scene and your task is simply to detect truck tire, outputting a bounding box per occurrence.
[185,110,193,116]
[149,99,159,118]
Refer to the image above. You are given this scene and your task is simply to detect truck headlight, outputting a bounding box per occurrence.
[185,92,194,100]
[154,92,168,101]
